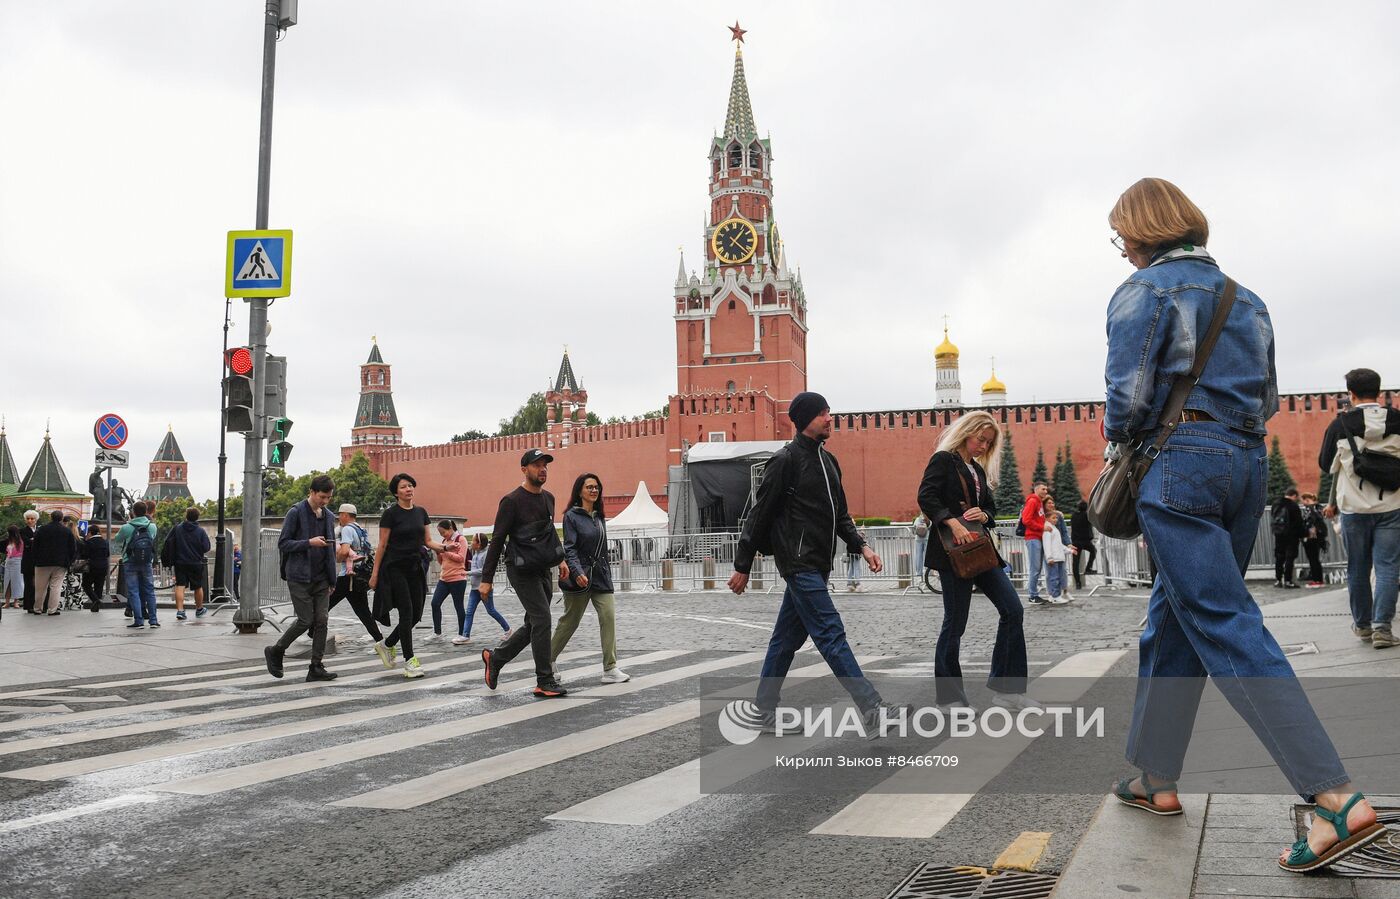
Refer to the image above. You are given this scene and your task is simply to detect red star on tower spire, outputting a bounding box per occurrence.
[729,21,746,45]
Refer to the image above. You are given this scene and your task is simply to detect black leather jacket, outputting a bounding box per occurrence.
[735,433,865,578]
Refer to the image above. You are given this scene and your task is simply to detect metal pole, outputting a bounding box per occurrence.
[235,0,281,633]
[213,295,230,600]
[105,467,115,601]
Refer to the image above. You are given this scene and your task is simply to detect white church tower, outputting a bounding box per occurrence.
[934,323,962,407]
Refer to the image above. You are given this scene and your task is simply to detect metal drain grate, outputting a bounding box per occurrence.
[885,864,1059,899]
[1279,641,1319,657]
[1293,805,1400,877]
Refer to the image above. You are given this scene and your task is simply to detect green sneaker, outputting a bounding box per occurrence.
[403,656,424,679]
[374,641,395,669]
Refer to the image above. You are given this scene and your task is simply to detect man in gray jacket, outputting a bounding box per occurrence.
[265,475,338,682]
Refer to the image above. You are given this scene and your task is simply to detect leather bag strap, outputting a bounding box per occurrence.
[1142,277,1238,460]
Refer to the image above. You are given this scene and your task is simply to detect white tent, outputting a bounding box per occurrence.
[608,481,669,534]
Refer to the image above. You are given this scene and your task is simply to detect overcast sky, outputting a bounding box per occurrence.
[2,1,1397,501]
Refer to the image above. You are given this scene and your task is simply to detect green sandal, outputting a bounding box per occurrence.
[1112,775,1183,816]
[1280,792,1387,873]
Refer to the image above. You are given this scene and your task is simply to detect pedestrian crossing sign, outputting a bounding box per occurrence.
[226,229,293,298]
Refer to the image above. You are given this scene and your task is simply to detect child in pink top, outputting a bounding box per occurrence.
[430,520,469,639]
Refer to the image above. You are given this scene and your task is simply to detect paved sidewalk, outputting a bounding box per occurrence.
[1054,587,1400,899]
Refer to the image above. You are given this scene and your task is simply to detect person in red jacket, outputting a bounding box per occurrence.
[1020,482,1049,604]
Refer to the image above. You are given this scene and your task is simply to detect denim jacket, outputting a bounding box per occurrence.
[1104,249,1277,443]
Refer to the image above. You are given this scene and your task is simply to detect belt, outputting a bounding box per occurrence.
[1180,410,1217,423]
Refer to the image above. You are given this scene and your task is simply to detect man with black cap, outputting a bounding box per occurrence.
[730,391,901,734]
[480,448,570,698]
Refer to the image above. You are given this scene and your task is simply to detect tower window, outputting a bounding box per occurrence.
[749,144,763,171]
[726,380,736,394]
[728,300,735,310]
[728,145,743,170]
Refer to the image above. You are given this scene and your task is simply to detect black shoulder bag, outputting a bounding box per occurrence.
[510,493,566,572]
[1088,277,1237,539]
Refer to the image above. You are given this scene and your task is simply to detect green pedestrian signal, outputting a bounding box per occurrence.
[268,417,294,468]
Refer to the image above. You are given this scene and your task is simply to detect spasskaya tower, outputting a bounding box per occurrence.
[673,23,808,440]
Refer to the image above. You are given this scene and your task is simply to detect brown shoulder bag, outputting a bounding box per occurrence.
[937,461,1000,580]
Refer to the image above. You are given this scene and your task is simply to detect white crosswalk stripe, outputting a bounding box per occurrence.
[545,654,888,826]
[153,651,450,692]
[4,651,665,782]
[0,692,249,735]
[147,650,690,796]
[808,650,1126,838]
[332,650,770,810]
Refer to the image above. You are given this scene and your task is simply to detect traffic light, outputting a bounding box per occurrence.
[268,417,294,468]
[225,347,255,433]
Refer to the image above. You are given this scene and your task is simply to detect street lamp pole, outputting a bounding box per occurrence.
[234,0,293,633]
[213,295,232,601]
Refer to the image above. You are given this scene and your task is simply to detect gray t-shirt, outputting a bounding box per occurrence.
[338,523,367,577]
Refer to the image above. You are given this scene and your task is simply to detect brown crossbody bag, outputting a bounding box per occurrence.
[937,460,1000,580]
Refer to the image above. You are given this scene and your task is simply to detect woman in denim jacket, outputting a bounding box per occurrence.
[1105,178,1379,873]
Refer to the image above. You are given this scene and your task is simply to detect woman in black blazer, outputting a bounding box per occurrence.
[917,411,1033,710]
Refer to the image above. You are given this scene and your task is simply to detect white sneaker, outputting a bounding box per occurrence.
[451,635,472,645]
[936,700,978,715]
[1047,595,1071,605]
[422,633,442,644]
[991,692,1042,711]
[403,656,425,678]
[600,667,630,684]
[373,641,396,669]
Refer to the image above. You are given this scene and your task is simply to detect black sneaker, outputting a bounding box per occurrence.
[482,649,499,690]
[1028,597,1049,606]
[305,663,338,682]
[533,679,568,698]
[862,701,911,740]
[264,646,285,679]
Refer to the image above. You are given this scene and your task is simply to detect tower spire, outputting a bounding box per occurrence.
[724,23,756,140]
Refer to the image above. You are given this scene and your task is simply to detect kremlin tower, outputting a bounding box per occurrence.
[934,324,962,407]
[981,362,1007,406]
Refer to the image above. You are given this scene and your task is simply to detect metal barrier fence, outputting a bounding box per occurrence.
[248,516,1352,606]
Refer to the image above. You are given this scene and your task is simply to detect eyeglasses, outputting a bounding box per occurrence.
[583,484,601,491]
[1110,235,1126,252]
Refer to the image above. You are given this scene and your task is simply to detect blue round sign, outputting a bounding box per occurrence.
[94,413,128,450]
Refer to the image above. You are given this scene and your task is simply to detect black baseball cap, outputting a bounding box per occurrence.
[520,448,554,466]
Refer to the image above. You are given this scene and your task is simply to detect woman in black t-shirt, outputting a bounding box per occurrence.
[369,473,442,678]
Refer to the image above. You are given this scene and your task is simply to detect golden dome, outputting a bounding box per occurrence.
[934,326,959,360]
[981,371,1007,393]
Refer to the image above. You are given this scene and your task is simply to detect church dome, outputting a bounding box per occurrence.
[934,327,959,360]
[982,371,1006,393]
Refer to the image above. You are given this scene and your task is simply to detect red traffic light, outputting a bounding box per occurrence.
[227,347,254,376]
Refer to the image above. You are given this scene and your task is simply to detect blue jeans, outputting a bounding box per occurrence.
[1128,423,1348,799]
[934,564,1028,703]
[1046,561,1064,597]
[463,588,510,637]
[756,570,880,713]
[431,579,467,635]
[126,561,157,625]
[1025,538,1044,598]
[1340,510,1400,629]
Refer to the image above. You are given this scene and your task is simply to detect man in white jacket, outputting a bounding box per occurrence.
[1320,368,1400,648]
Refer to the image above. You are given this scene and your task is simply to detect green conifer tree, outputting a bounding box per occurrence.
[1266,436,1297,506]
[993,429,1025,517]
[1318,469,1335,506]
[1031,445,1049,490]
[1054,439,1085,509]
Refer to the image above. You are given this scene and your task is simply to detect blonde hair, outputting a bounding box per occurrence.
[1109,178,1209,253]
[934,411,1003,485]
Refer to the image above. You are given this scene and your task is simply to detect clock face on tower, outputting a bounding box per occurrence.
[711,217,757,265]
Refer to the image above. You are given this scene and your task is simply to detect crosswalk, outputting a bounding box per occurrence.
[0,642,1122,853]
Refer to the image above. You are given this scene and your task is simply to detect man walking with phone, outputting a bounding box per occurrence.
[480,449,569,699]
[265,475,339,682]
[729,392,900,734]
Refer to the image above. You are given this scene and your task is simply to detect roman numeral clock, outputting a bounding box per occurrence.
[711,217,757,264]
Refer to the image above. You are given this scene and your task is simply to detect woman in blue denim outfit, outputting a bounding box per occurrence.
[1105,178,1381,873]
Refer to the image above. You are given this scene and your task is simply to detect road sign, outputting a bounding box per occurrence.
[94,413,129,449]
[226,229,293,298]
[95,448,129,469]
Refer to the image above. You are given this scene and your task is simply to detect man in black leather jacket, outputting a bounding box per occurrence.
[730,392,896,733]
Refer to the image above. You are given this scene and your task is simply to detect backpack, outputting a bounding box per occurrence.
[349,524,374,582]
[1345,423,1400,499]
[1271,502,1291,537]
[160,527,178,568]
[127,522,154,566]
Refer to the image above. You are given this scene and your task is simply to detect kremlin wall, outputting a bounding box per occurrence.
[343,38,1374,528]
